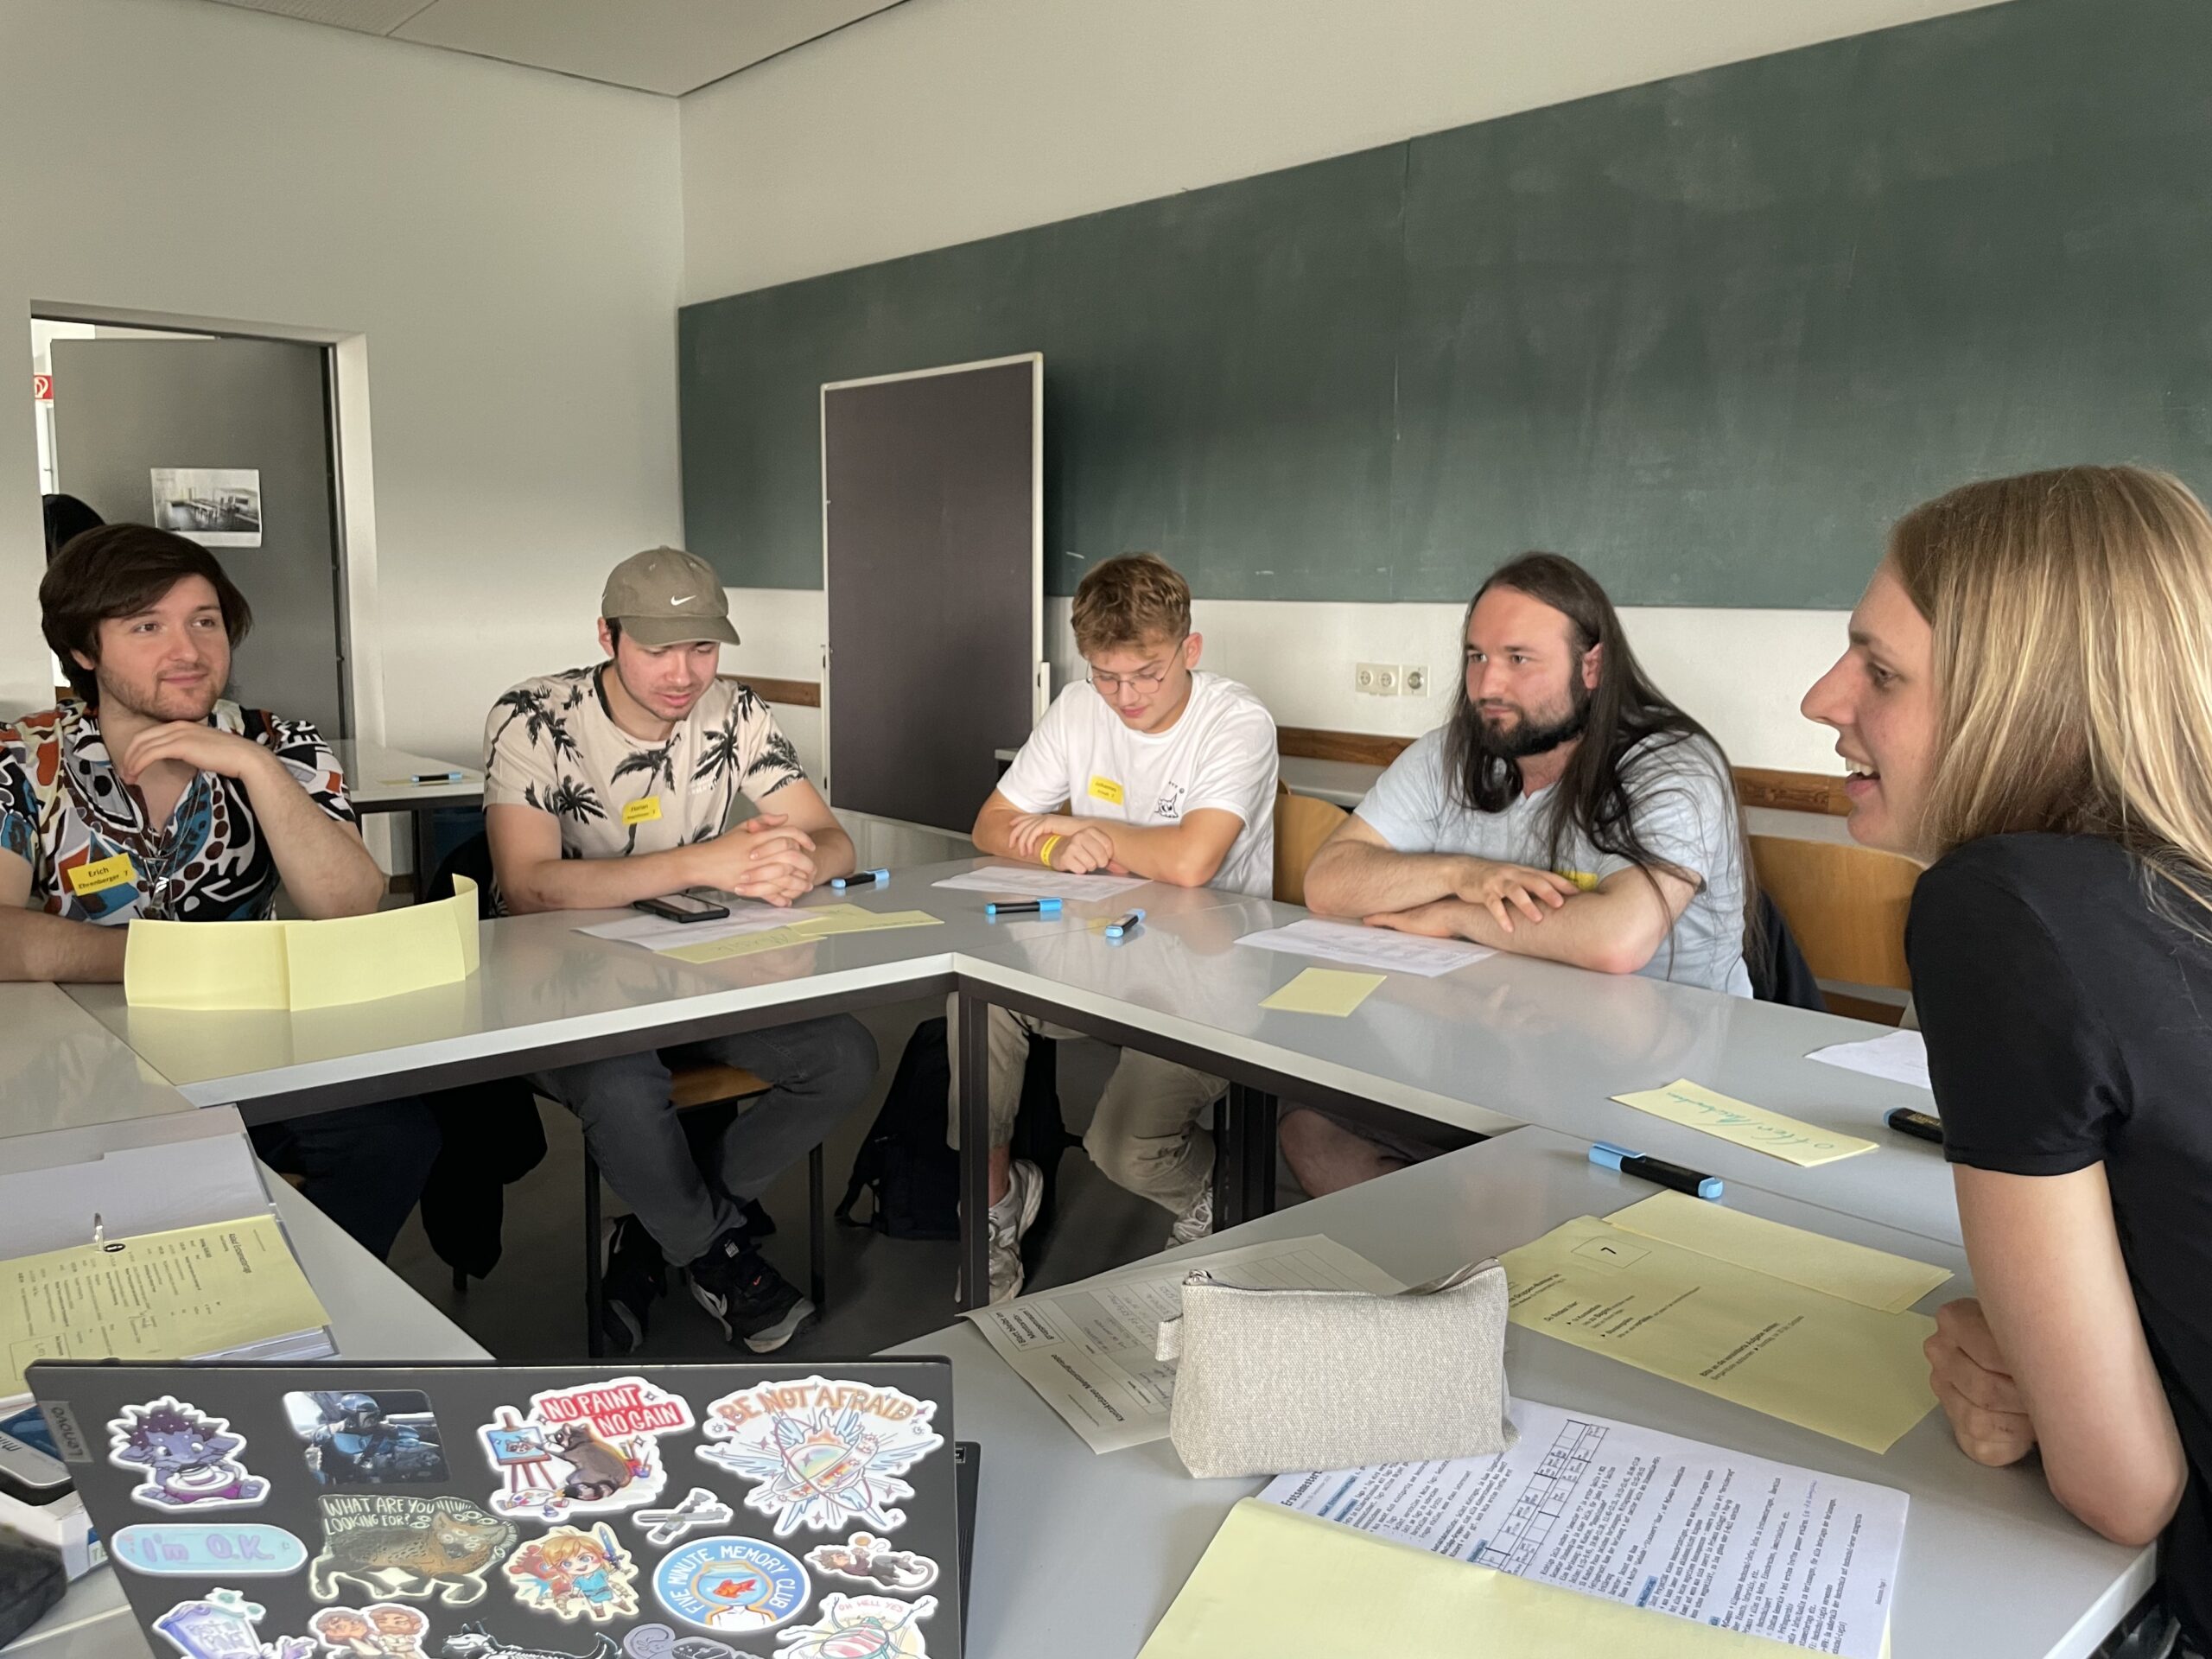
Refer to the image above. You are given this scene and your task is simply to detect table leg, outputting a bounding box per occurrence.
[410,809,437,903]
[1221,1083,1278,1229]
[957,992,991,1312]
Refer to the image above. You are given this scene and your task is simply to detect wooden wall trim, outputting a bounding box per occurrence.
[1276,726,1414,766]
[727,675,823,709]
[1734,766,1850,817]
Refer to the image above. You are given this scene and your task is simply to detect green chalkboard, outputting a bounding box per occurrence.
[681,0,2212,607]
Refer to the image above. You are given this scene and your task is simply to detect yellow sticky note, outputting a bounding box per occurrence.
[1140,1500,1799,1659]
[1614,1078,1877,1166]
[1501,1215,1937,1452]
[622,796,662,826]
[1260,967,1385,1016]
[67,853,137,897]
[124,919,290,1010]
[1088,775,1125,805]
[788,907,943,938]
[1609,1190,1951,1313]
[1556,868,1600,893]
[284,878,480,1012]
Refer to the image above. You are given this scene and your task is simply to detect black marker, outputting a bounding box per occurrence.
[1885,1107,1945,1145]
[832,868,891,890]
[1589,1141,1723,1200]
[984,899,1062,916]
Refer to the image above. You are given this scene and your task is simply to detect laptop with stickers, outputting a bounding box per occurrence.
[31,1360,963,1659]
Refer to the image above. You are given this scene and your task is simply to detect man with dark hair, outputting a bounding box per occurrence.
[0,525,438,1255]
[484,546,878,1354]
[1287,552,1751,1193]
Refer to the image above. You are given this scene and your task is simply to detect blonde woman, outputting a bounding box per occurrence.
[1803,466,2212,1655]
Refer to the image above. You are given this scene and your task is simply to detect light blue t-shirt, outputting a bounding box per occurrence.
[1354,728,1751,997]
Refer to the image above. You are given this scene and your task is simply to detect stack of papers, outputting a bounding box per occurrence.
[1260,1396,1907,1657]
[1232,916,1494,977]
[580,902,941,961]
[963,1236,1402,1452]
[3,1213,334,1408]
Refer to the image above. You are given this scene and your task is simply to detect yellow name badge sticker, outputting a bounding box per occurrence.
[1088,776,1125,806]
[1557,868,1600,893]
[67,853,137,897]
[622,797,664,827]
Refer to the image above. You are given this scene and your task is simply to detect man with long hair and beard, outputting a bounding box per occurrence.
[1286,552,1752,1194]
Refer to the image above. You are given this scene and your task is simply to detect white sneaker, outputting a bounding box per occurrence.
[987,1159,1044,1305]
[1166,1181,1214,1249]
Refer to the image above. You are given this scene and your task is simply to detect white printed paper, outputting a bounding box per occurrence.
[963,1235,1402,1453]
[932,866,1154,900]
[1261,1397,1905,1658]
[577,898,804,951]
[1808,1028,1929,1092]
[1233,917,1495,978]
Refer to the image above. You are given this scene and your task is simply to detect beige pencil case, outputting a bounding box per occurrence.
[1155,1258,1516,1478]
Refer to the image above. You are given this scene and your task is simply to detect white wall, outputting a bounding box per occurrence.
[680,0,2006,771]
[0,0,685,765]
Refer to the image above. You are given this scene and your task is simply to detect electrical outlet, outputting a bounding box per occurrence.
[1402,664,1429,696]
[1373,664,1399,695]
[1354,664,1377,694]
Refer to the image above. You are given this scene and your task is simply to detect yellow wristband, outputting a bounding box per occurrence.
[1039,834,1063,868]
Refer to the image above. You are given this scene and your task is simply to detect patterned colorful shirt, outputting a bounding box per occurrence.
[482,668,806,865]
[0,702,355,924]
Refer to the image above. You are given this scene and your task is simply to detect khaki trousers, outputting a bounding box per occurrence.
[945,996,1220,1214]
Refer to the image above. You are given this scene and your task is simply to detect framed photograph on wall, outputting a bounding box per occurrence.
[149,466,262,547]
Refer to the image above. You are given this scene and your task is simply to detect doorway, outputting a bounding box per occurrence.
[34,318,352,737]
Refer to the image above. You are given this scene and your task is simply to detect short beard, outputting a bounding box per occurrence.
[1475,682,1592,764]
[93,666,219,725]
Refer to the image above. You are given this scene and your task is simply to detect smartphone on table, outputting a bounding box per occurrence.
[631,890,730,924]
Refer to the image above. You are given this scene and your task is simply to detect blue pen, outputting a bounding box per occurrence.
[832,868,891,890]
[1103,907,1147,938]
[985,899,1063,916]
[1589,1141,1723,1201]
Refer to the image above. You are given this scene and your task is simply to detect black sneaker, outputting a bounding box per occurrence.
[687,1229,816,1353]
[599,1215,666,1354]
[740,1198,776,1238]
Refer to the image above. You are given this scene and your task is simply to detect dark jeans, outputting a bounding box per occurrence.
[249,1097,441,1260]
[530,1014,878,1267]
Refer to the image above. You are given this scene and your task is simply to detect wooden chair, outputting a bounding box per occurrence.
[1749,835,1922,1016]
[581,1061,828,1357]
[1274,785,1349,906]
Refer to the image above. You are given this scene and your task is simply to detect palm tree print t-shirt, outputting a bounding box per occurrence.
[482,667,805,863]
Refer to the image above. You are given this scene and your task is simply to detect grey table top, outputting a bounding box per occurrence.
[13,1174,487,1659]
[889,1126,2148,1659]
[0,986,196,1143]
[329,739,483,813]
[64,859,1959,1243]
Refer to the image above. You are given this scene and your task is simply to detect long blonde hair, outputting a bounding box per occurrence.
[1891,465,2212,921]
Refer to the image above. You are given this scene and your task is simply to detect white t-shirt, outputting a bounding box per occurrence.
[997,671,1279,899]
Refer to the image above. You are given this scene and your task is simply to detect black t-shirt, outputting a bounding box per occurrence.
[1908,832,2212,1642]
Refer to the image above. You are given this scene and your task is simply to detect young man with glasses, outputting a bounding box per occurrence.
[955,553,1277,1301]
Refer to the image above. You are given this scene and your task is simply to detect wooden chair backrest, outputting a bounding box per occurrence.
[1274,785,1350,906]
[1750,834,1922,991]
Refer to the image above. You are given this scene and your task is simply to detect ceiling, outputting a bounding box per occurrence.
[184,0,909,96]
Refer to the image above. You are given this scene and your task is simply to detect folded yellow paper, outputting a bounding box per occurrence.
[788,907,942,938]
[1615,1077,1878,1166]
[1609,1190,1952,1313]
[124,879,481,1012]
[1502,1215,1938,1452]
[664,925,817,964]
[1139,1499,1802,1658]
[1260,967,1385,1016]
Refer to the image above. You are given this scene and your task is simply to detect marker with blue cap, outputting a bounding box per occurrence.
[1103,907,1147,938]
[985,899,1062,916]
[1589,1141,1723,1201]
[832,868,891,890]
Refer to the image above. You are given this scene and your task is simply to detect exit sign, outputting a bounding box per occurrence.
[33,373,51,402]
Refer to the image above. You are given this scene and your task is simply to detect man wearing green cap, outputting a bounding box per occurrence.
[483,546,877,1354]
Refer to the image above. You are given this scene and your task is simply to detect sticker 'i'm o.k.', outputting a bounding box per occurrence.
[109,1398,269,1512]
[479,1376,696,1522]
[695,1377,942,1539]
[775,1594,936,1659]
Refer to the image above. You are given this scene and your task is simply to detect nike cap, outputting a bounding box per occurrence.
[600,546,740,648]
